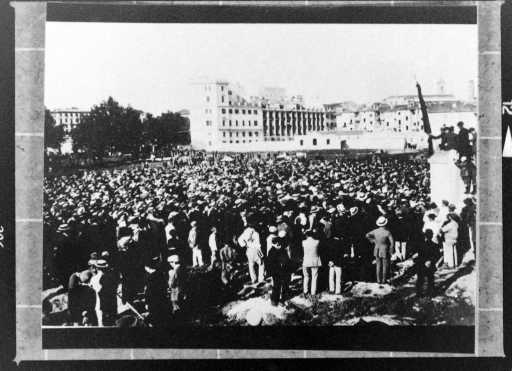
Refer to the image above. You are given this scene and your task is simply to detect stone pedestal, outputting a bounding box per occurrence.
[428,150,466,210]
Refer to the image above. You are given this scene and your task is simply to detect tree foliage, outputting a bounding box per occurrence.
[142,111,190,148]
[70,97,189,157]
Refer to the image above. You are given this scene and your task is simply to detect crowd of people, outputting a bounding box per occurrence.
[43,150,476,327]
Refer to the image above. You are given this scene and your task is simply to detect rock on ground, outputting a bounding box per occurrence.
[222,297,293,325]
[445,265,476,306]
[349,282,395,297]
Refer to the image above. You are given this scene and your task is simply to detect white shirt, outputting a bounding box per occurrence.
[209,232,218,252]
[89,271,103,312]
[238,227,261,250]
[437,206,449,225]
[165,223,176,242]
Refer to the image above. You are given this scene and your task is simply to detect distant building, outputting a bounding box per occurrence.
[50,108,89,153]
[383,94,457,108]
[189,80,326,151]
[189,80,476,153]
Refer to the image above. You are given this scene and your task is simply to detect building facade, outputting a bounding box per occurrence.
[189,80,476,153]
[50,108,89,153]
[189,80,327,151]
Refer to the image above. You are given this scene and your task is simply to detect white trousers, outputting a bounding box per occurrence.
[395,241,407,261]
[303,266,319,295]
[247,256,265,283]
[329,266,342,294]
[443,241,457,268]
[192,248,204,267]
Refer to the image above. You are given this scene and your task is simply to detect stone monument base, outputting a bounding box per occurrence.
[428,150,466,210]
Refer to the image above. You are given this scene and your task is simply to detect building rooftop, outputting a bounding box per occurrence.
[50,107,89,112]
[384,93,455,99]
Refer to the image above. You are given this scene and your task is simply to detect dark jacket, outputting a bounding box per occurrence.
[98,269,119,313]
[266,246,291,276]
[327,237,349,267]
[416,239,440,270]
[145,269,168,309]
[332,213,349,238]
[457,128,471,156]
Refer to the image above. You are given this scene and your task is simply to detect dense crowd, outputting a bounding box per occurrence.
[43,151,476,327]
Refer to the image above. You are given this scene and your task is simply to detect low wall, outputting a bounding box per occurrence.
[207,131,428,153]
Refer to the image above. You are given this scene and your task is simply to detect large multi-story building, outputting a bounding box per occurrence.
[189,80,327,151]
[50,108,89,153]
[189,80,477,153]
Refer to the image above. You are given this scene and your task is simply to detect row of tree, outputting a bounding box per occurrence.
[45,97,190,157]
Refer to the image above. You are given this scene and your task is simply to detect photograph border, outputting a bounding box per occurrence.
[12,0,503,361]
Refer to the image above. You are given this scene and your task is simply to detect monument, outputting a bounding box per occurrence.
[428,147,466,209]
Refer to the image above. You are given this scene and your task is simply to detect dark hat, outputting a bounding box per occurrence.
[118,226,133,238]
[147,256,160,269]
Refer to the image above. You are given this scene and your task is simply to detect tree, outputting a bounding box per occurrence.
[70,97,189,158]
[44,109,65,151]
[141,111,190,153]
[71,97,143,157]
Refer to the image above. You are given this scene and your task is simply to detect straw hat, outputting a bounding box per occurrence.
[376,216,388,227]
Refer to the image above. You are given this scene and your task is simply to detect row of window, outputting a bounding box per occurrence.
[298,138,329,146]
[340,119,420,127]
[56,119,81,125]
[222,119,258,127]
[221,139,259,144]
[264,137,292,142]
[222,131,259,138]
[221,108,258,115]
[204,85,230,93]
[54,112,85,117]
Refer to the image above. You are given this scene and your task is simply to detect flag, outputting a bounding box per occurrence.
[416,82,433,156]
[416,82,431,134]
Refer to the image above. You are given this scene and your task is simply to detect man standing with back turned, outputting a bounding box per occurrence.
[365,216,395,284]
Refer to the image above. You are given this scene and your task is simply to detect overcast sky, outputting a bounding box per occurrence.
[45,22,477,115]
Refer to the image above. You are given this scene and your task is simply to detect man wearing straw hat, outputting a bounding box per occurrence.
[365,216,395,284]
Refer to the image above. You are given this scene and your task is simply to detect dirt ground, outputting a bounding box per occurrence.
[43,251,475,327]
[216,252,475,327]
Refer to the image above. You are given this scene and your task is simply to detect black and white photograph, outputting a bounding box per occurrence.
[41,20,478,330]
